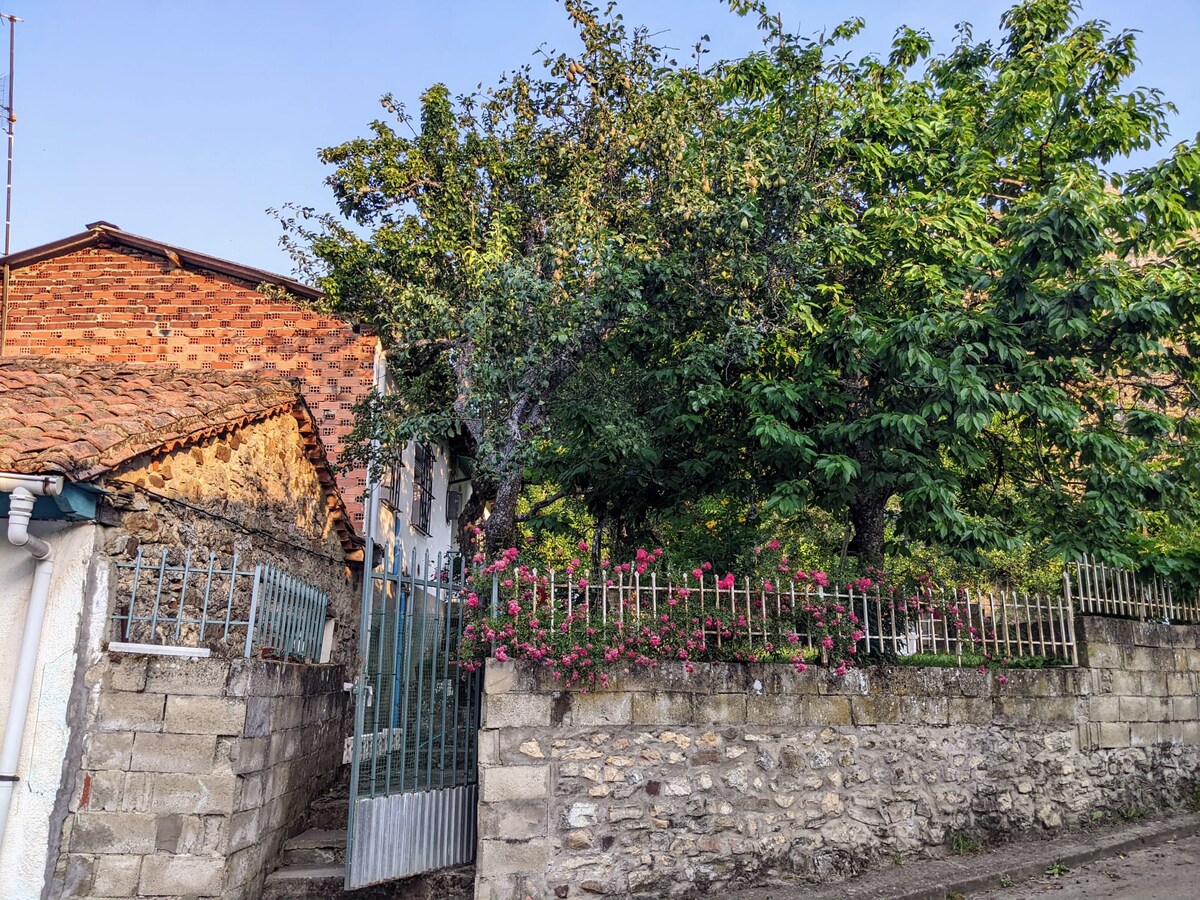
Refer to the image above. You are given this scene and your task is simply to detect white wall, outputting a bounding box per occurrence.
[371,349,472,573]
[379,439,465,577]
[0,522,102,900]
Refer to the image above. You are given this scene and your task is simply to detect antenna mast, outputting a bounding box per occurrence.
[1,14,19,256]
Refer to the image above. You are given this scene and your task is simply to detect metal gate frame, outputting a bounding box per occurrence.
[345,522,481,889]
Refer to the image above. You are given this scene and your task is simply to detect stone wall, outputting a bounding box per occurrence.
[474,616,1200,900]
[48,655,349,899]
[102,413,360,665]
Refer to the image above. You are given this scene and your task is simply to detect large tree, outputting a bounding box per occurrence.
[280,1,827,553]
[735,0,1200,563]
[287,0,1200,568]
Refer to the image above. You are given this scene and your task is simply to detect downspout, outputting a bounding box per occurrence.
[0,473,64,857]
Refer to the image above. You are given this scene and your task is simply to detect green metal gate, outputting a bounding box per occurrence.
[345,529,481,889]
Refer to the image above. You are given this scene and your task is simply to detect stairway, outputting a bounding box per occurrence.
[263,776,474,899]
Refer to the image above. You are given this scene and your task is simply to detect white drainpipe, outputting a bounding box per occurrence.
[0,473,64,857]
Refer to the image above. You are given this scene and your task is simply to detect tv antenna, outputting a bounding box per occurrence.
[1,14,20,256]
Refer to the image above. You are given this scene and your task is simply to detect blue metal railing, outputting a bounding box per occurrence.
[112,548,330,663]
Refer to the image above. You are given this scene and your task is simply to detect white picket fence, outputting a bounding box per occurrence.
[1066,554,1200,624]
[484,568,1078,665]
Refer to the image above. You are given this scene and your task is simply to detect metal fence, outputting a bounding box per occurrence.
[1066,555,1200,624]
[346,543,481,889]
[353,549,480,799]
[112,548,330,663]
[484,568,1078,665]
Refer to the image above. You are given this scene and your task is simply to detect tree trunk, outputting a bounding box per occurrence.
[457,477,494,556]
[847,489,889,566]
[483,470,524,556]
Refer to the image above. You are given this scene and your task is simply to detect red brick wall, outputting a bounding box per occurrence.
[3,245,376,525]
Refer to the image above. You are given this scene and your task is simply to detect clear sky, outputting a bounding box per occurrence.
[3,1,1198,275]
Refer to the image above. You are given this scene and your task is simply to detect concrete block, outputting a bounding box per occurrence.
[91,853,142,897]
[164,695,246,735]
[477,838,548,877]
[75,769,124,813]
[747,695,801,726]
[144,658,232,696]
[130,732,217,774]
[116,771,154,813]
[228,808,261,852]
[1130,722,1161,747]
[484,660,517,694]
[1119,696,1149,723]
[109,658,149,692]
[1088,695,1120,722]
[139,854,224,897]
[243,696,272,738]
[69,812,157,854]
[150,773,236,814]
[483,693,553,728]
[1098,722,1130,749]
[696,693,746,726]
[481,765,550,803]
[98,692,165,733]
[1171,696,1198,721]
[633,691,697,725]
[86,732,135,771]
[569,693,632,727]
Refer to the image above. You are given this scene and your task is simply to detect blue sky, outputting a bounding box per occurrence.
[4,1,1198,274]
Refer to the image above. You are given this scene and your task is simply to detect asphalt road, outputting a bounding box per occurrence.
[969,831,1200,899]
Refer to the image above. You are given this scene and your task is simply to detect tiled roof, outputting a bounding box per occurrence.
[0,358,362,556]
[0,228,379,527]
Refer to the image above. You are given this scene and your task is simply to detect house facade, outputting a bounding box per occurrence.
[0,220,469,562]
[0,359,361,898]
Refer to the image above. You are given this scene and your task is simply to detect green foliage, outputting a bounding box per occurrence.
[288,0,1200,569]
[949,832,986,855]
[734,0,1200,563]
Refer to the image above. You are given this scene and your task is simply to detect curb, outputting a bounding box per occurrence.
[725,811,1200,900]
[884,814,1200,900]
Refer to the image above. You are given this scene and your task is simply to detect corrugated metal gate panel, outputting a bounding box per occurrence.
[348,785,478,886]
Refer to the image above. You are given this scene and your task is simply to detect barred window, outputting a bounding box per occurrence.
[411,443,434,535]
[383,456,404,511]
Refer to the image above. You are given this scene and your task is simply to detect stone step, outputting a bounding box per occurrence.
[280,828,348,867]
[306,791,350,831]
[262,862,474,899]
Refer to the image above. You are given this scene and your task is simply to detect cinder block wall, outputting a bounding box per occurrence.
[49,656,348,899]
[474,617,1200,900]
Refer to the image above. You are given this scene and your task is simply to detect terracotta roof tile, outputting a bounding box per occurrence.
[0,358,303,480]
[0,358,363,558]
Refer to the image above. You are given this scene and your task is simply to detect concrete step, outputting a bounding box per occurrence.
[262,862,474,899]
[306,791,350,831]
[280,828,348,867]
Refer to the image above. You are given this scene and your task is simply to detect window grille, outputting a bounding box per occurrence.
[383,456,404,511]
[412,442,434,535]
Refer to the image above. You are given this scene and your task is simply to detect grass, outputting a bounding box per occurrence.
[949,832,986,856]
